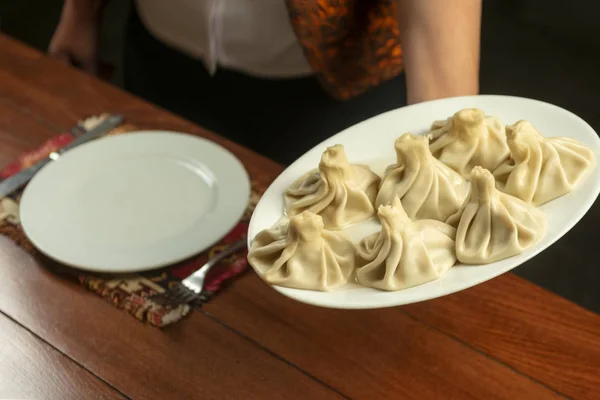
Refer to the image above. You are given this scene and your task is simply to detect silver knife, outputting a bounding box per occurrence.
[0,114,124,198]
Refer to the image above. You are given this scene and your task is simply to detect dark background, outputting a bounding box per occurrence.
[1,0,599,312]
[2,0,599,128]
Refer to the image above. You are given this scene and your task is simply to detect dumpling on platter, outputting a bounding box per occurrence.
[428,108,510,176]
[493,120,596,206]
[248,211,355,291]
[356,197,457,291]
[454,166,547,264]
[285,144,380,229]
[376,133,469,222]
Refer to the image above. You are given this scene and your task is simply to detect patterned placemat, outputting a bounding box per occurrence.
[0,115,261,327]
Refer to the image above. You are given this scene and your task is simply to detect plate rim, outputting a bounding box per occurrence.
[248,94,600,309]
[20,130,250,273]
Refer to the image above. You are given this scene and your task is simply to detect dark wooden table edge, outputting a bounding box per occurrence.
[207,273,582,399]
[396,309,569,398]
[201,311,350,399]
[0,309,129,399]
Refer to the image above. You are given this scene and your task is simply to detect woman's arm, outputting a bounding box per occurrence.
[48,0,108,74]
[397,0,482,104]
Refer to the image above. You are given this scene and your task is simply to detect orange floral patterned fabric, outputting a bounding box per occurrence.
[285,0,403,101]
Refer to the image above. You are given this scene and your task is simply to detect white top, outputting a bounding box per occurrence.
[136,0,313,78]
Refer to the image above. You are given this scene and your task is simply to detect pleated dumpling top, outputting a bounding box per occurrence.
[493,120,596,206]
[285,144,380,229]
[248,211,356,291]
[376,133,469,222]
[454,166,547,264]
[356,197,457,291]
[429,108,510,176]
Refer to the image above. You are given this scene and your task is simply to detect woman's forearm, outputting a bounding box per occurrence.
[397,0,482,104]
[61,0,107,23]
[49,0,108,74]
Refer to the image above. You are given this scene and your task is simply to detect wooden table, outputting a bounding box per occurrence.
[0,34,599,400]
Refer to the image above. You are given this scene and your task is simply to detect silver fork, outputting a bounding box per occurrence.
[150,237,247,307]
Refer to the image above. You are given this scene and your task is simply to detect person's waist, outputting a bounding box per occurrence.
[135,0,313,79]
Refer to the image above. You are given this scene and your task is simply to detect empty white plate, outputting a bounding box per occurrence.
[21,131,250,273]
[248,95,600,309]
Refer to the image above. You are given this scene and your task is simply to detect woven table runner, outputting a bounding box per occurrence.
[0,115,261,327]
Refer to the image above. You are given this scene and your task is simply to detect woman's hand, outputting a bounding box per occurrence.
[48,0,107,75]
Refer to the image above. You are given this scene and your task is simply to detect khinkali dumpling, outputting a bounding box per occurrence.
[493,120,596,206]
[356,197,457,291]
[248,211,355,291]
[376,133,469,221]
[429,108,510,176]
[285,144,380,229]
[455,166,547,264]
